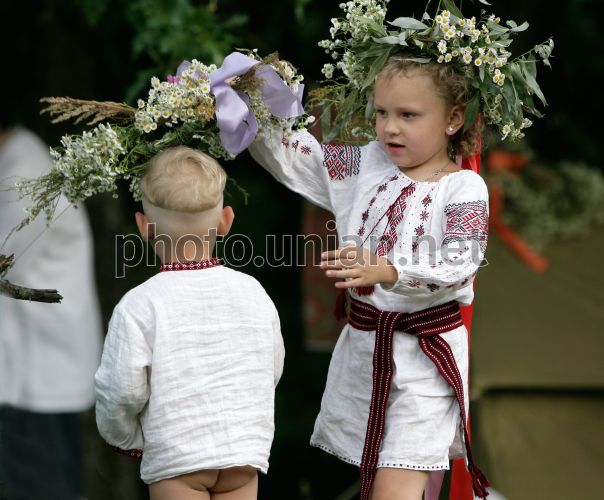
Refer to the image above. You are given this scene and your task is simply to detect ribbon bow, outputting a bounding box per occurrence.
[181,52,303,155]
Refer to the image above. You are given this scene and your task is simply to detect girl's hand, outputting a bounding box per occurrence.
[319,245,398,288]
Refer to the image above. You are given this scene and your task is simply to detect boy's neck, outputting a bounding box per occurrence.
[156,241,215,264]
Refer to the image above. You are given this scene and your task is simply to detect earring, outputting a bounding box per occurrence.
[447,127,454,133]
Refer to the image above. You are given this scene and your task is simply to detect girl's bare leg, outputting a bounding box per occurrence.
[369,468,429,500]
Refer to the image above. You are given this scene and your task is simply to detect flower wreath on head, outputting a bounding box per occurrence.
[310,0,554,144]
[10,50,312,232]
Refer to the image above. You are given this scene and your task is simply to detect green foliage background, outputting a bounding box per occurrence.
[2,1,604,498]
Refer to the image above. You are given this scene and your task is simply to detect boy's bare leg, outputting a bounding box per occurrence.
[148,466,257,500]
[212,466,258,500]
[369,468,429,500]
[149,469,218,500]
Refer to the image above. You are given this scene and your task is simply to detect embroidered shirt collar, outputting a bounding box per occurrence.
[159,257,222,272]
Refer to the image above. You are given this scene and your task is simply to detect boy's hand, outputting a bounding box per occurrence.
[319,245,398,288]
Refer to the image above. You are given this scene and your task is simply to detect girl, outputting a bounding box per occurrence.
[248,55,489,500]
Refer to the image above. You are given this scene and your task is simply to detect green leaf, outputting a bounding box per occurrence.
[413,38,425,49]
[389,17,429,30]
[534,38,554,68]
[487,22,509,35]
[463,95,480,132]
[501,77,516,114]
[441,0,464,19]
[373,35,400,45]
[362,49,393,88]
[401,57,432,64]
[521,60,547,105]
[507,20,529,32]
[365,94,375,120]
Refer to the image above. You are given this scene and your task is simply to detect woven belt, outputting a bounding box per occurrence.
[347,296,489,499]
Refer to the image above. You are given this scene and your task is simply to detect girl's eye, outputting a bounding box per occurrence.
[376,109,387,116]
[401,112,415,118]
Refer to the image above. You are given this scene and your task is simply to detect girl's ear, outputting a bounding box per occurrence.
[446,105,465,135]
[135,211,154,241]
[217,206,235,236]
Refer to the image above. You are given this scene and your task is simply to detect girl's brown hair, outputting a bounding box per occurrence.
[376,55,483,158]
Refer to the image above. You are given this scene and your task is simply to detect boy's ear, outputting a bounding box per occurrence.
[446,105,465,136]
[217,206,235,236]
[135,211,154,241]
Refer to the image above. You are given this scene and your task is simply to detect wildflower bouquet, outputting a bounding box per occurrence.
[311,0,553,143]
[13,51,311,229]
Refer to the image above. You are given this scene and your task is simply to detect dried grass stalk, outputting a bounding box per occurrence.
[40,97,136,126]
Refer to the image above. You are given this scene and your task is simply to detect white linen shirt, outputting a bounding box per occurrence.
[0,128,102,412]
[95,265,284,484]
[249,131,489,469]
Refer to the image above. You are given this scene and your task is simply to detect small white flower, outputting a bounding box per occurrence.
[438,40,447,54]
[444,53,453,63]
[463,53,473,64]
[474,58,482,67]
[322,63,335,79]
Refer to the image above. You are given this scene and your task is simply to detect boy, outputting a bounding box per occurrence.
[95,146,284,500]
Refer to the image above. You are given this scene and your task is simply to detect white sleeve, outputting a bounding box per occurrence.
[381,173,489,299]
[94,303,151,451]
[272,308,285,387]
[248,129,363,215]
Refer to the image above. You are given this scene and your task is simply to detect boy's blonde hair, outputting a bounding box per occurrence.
[139,146,227,240]
[376,55,483,158]
[141,146,227,213]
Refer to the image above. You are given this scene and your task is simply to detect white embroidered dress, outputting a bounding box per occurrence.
[249,131,489,470]
[95,264,285,484]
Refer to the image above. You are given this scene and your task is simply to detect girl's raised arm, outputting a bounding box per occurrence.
[249,129,364,217]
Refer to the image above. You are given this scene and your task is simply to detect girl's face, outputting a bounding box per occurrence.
[374,70,456,171]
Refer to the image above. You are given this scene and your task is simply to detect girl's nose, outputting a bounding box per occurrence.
[383,118,399,135]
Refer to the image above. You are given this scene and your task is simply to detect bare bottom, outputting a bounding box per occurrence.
[149,466,258,500]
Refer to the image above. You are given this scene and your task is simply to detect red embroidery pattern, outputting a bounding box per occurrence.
[376,184,415,256]
[282,134,312,155]
[321,144,361,180]
[109,444,143,458]
[160,258,222,272]
[442,200,489,253]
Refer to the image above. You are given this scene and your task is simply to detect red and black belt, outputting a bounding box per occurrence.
[347,296,490,500]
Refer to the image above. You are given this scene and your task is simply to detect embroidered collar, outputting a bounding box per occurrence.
[159,257,222,272]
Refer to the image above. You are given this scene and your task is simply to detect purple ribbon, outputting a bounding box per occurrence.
[174,53,304,154]
[208,52,304,154]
